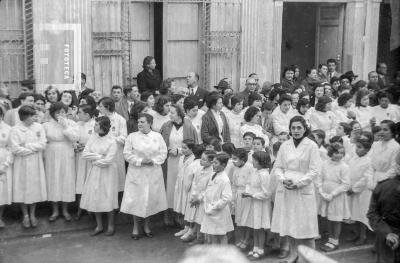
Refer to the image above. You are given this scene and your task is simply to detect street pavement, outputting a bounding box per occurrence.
[0,224,376,263]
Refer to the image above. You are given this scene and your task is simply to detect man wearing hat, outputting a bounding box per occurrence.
[214,78,232,95]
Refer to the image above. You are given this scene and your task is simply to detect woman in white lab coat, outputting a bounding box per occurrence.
[121,113,168,239]
[353,89,373,131]
[98,97,127,192]
[309,96,336,142]
[271,116,322,262]
[44,102,79,222]
[80,116,118,236]
[11,106,47,228]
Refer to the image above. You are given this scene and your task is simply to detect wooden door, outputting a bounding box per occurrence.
[163,2,201,88]
[0,0,25,98]
[128,2,154,84]
[315,4,344,70]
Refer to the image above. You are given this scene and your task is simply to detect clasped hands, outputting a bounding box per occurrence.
[141,158,154,166]
[283,179,298,190]
[386,233,400,251]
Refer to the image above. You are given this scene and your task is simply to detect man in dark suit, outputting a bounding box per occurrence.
[377,62,390,89]
[327,58,341,83]
[115,85,140,120]
[186,72,208,109]
[240,77,257,108]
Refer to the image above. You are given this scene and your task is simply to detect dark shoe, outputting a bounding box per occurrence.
[90,228,104,236]
[320,242,339,252]
[105,229,115,236]
[277,249,290,259]
[48,214,59,222]
[131,233,140,240]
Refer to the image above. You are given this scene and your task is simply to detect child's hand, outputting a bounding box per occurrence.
[347,189,354,196]
[241,192,252,198]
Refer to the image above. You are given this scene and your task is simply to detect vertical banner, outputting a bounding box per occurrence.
[34,23,81,94]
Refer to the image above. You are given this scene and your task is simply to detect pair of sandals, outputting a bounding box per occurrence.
[320,241,339,252]
[236,241,248,250]
[22,215,38,228]
[247,247,264,261]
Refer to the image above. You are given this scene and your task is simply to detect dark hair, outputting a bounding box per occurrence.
[79,88,94,101]
[232,148,248,162]
[282,66,295,78]
[372,125,382,135]
[81,73,87,81]
[244,106,260,122]
[337,93,353,107]
[34,94,46,103]
[171,104,185,121]
[248,92,262,107]
[129,101,147,121]
[252,151,271,169]
[142,56,155,69]
[172,94,185,105]
[296,98,310,113]
[306,67,317,76]
[272,141,282,156]
[315,96,332,112]
[299,91,310,99]
[222,142,236,157]
[248,73,257,78]
[160,78,175,91]
[376,91,391,101]
[339,122,352,136]
[183,139,195,150]
[243,131,256,139]
[45,86,60,102]
[329,136,344,145]
[356,133,373,150]
[95,116,111,136]
[289,116,310,137]
[18,92,34,102]
[269,88,284,102]
[111,85,122,92]
[61,90,78,107]
[222,93,234,109]
[355,89,370,107]
[231,94,244,108]
[123,86,133,96]
[327,142,345,157]
[208,137,222,152]
[214,153,230,168]
[192,144,205,159]
[326,58,337,65]
[18,105,36,121]
[278,132,290,139]
[279,94,292,104]
[140,91,153,103]
[318,63,327,69]
[79,104,95,118]
[0,107,3,118]
[203,150,217,161]
[138,113,154,125]
[206,93,222,109]
[49,101,68,120]
[80,95,97,113]
[312,129,326,146]
[262,101,275,112]
[253,136,266,146]
[183,97,198,113]
[99,97,115,112]
[154,95,171,115]
[380,120,396,136]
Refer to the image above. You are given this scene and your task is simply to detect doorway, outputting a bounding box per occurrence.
[281,3,345,78]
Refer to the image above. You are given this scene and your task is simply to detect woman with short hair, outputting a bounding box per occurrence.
[137,56,162,94]
[149,95,172,133]
[309,96,337,142]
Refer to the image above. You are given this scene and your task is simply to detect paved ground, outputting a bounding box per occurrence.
[0,223,376,263]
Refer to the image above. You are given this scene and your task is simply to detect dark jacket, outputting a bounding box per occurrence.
[281,78,296,93]
[188,87,208,108]
[201,109,230,144]
[115,96,130,121]
[137,69,162,94]
[160,118,199,148]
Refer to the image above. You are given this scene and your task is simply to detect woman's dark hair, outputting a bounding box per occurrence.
[171,104,185,121]
[339,122,352,136]
[160,78,174,95]
[203,150,217,161]
[95,116,111,136]
[355,89,370,107]
[222,142,236,157]
[34,94,46,103]
[279,94,292,104]
[192,144,205,159]
[261,101,275,112]
[99,97,115,112]
[248,92,262,107]
[0,107,4,118]
[252,151,271,169]
[183,97,198,113]
[18,105,36,121]
[296,98,310,113]
[214,153,230,168]
[329,136,344,145]
[269,88,284,102]
[272,141,282,156]
[183,139,196,150]
[61,90,78,107]
[376,91,392,101]
[337,93,353,107]
[253,136,266,146]
[243,131,256,139]
[299,91,310,99]
[79,88,94,101]
[49,101,68,120]
[172,94,185,105]
[142,56,155,69]
[206,93,222,109]
[327,142,345,157]
[129,101,146,121]
[80,95,97,111]
[154,95,171,115]
[356,132,374,150]
[44,85,60,102]
[289,116,310,137]
[244,106,260,122]
[79,104,95,118]
[282,66,295,78]
[232,148,249,162]
[351,80,367,95]
[138,113,154,125]
[140,91,153,103]
[380,120,396,136]
[315,96,332,112]
[312,129,326,147]
[306,67,317,76]
[208,137,222,152]
[222,93,234,109]
[231,94,243,108]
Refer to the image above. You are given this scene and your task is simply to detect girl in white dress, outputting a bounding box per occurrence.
[10,106,47,228]
[187,150,215,245]
[353,89,373,131]
[242,151,272,260]
[226,95,244,147]
[200,153,234,244]
[44,102,79,222]
[98,97,127,192]
[318,143,351,252]
[0,108,12,228]
[121,113,168,240]
[271,116,321,262]
[80,116,118,236]
[347,135,374,245]
[309,96,337,142]
[74,105,96,220]
[240,107,270,147]
[231,148,254,249]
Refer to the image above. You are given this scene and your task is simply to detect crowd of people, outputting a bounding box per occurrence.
[0,55,399,263]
